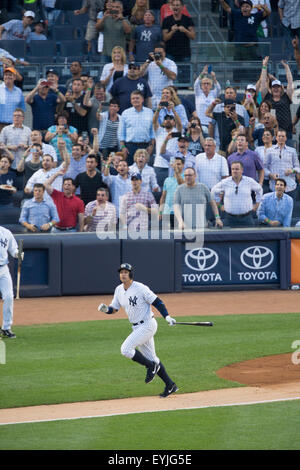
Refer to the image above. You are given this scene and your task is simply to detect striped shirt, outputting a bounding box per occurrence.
[19,197,60,229]
[119,189,158,230]
[0,124,31,169]
[195,152,229,190]
[264,144,300,192]
[211,176,263,215]
[84,200,117,232]
[0,83,26,124]
[100,118,119,149]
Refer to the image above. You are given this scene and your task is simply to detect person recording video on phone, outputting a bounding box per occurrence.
[160,134,195,177]
[139,42,177,110]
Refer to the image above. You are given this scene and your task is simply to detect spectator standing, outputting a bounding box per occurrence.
[259,57,294,141]
[211,161,263,227]
[139,42,177,110]
[129,0,149,26]
[25,78,66,134]
[64,79,89,135]
[74,154,108,206]
[195,137,229,190]
[65,61,83,91]
[219,0,270,60]
[28,130,57,163]
[74,0,104,53]
[100,46,129,94]
[0,68,26,132]
[162,0,195,62]
[160,0,191,23]
[250,110,278,147]
[173,167,222,229]
[258,177,293,227]
[153,112,182,188]
[157,86,188,129]
[42,0,61,28]
[159,156,184,228]
[16,143,43,190]
[96,1,132,63]
[264,129,300,198]
[118,90,155,165]
[110,62,152,113]
[129,148,159,192]
[278,0,300,58]
[161,134,195,176]
[19,183,60,233]
[119,173,158,231]
[84,187,117,232]
[186,116,205,156]
[255,128,276,192]
[129,10,162,62]
[0,10,35,41]
[97,99,121,158]
[45,113,78,164]
[64,143,88,188]
[193,65,221,132]
[102,157,132,216]
[43,170,85,232]
[0,108,31,170]
[84,82,110,133]
[46,68,67,95]
[227,134,264,185]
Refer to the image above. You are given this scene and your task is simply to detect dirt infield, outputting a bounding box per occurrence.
[1,290,299,425]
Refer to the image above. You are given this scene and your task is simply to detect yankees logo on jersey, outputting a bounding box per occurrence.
[129,296,138,307]
[0,238,8,249]
[111,281,156,324]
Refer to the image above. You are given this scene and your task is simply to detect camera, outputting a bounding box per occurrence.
[171,132,181,138]
[190,123,197,128]
[154,52,161,60]
[229,105,236,111]
[81,131,89,140]
[148,53,154,62]
[110,9,118,14]
[159,101,169,107]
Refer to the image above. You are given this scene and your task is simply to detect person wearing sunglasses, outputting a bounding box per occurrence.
[25,78,66,135]
[211,161,263,228]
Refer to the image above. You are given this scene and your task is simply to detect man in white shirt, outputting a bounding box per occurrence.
[195,137,229,189]
[211,161,263,227]
[193,65,221,129]
[140,43,177,110]
[26,130,57,164]
[97,262,178,398]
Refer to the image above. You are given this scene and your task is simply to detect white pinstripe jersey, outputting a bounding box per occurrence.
[111,281,157,324]
[0,226,18,266]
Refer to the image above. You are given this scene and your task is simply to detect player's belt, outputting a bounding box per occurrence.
[132,315,154,326]
[225,211,252,218]
[55,226,76,231]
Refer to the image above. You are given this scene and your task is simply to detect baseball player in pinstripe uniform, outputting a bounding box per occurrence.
[0,226,23,339]
[98,263,178,397]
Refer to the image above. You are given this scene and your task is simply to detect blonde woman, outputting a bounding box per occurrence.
[130,0,149,26]
[157,86,188,129]
[100,46,129,93]
[129,148,159,192]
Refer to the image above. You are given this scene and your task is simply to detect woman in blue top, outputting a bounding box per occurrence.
[45,112,78,164]
[157,86,188,129]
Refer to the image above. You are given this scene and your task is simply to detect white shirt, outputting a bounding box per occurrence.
[25,164,65,202]
[211,175,263,214]
[194,78,221,126]
[110,281,156,324]
[0,226,18,266]
[195,152,229,189]
[100,63,129,93]
[147,58,177,109]
[154,126,179,168]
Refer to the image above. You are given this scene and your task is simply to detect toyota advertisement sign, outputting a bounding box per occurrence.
[182,242,279,286]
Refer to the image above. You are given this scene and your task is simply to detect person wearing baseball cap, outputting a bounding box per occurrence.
[218,0,270,60]
[0,10,35,41]
[27,20,47,43]
[259,56,294,140]
[46,69,67,95]
[0,68,25,131]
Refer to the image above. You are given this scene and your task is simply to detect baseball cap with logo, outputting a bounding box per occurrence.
[271,80,282,87]
[178,135,189,142]
[131,173,142,180]
[46,68,60,78]
[240,0,253,7]
[24,11,35,18]
[247,84,256,91]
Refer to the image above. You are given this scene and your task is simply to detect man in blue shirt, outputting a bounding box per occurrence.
[110,63,152,114]
[0,67,26,131]
[258,178,293,227]
[219,0,270,60]
[19,183,59,232]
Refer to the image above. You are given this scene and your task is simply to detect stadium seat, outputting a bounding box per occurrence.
[51,24,80,40]
[270,38,283,61]
[64,10,89,27]
[26,40,58,63]
[0,40,26,59]
[56,40,87,63]
[55,0,82,9]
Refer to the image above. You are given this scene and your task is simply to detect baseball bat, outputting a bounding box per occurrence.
[176,321,214,327]
[16,239,23,300]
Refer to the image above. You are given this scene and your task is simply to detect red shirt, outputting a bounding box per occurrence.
[51,189,85,228]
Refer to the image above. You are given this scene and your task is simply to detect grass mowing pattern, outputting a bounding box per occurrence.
[0,313,299,409]
[0,401,299,450]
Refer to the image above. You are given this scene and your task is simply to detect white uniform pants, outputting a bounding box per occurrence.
[0,266,14,330]
[121,317,160,364]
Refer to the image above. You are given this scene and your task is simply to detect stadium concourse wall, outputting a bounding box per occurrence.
[8,230,300,298]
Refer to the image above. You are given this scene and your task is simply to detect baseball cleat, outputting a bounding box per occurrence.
[1,329,16,339]
[159,383,178,398]
[145,362,160,384]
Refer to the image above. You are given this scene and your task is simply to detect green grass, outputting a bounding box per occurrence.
[0,400,299,450]
[0,313,298,409]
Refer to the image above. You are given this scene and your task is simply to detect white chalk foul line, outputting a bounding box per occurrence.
[0,395,300,426]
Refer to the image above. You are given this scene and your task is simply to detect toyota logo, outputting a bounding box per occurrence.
[185,248,219,271]
[240,246,274,270]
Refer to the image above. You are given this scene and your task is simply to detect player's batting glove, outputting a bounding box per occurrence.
[166,315,176,326]
[98,303,109,313]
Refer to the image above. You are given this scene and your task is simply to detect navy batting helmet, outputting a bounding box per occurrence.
[118,263,133,278]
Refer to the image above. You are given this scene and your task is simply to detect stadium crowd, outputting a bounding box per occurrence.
[0,0,299,234]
